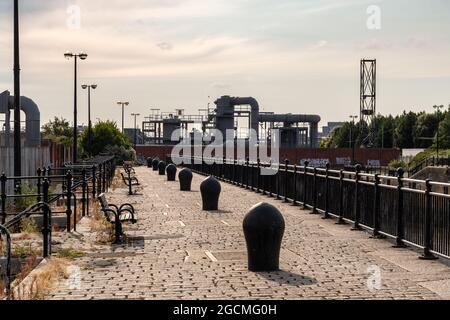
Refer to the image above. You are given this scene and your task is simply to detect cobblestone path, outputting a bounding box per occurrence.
[47,167,450,300]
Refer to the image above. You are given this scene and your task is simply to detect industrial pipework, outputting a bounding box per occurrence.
[214,95,321,148]
[0,90,41,147]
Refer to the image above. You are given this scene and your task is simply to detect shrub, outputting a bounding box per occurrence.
[388,159,407,169]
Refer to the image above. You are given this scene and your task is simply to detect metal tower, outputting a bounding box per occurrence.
[360,59,376,147]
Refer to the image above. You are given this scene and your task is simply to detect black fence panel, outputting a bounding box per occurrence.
[403,191,426,248]
[359,182,375,228]
[342,180,355,221]
[431,194,450,257]
[378,186,398,236]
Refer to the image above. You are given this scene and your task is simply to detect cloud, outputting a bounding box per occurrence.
[157,42,173,51]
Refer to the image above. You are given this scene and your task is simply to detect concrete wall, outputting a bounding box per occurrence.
[0,146,51,176]
[0,146,51,193]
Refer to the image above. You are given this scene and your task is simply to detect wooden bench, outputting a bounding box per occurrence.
[97,193,137,243]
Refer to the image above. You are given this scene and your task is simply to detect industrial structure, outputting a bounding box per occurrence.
[141,96,321,148]
[0,90,41,147]
[360,59,377,147]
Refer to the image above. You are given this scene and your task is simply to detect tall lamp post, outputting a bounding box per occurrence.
[131,113,140,149]
[117,101,129,133]
[81,84,97,156]
[13,0,21,193]
[349,115,358,165]
[434,105,444,160]
[64,51,88,163]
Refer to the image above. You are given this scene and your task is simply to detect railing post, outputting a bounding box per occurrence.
[276,163,281,200]
[104,162,109,192]
[97,165,102,197]
[36,168,42,202]
[42,179,50,258]
[311,167,318,214]
[223,157,226,181]
[292,164,298,206]
[322,163,330,219]
[420,179,438,260]
[1,173,7,224]
[245,158,250,189]
[1,227,11,298]
[268,161,273,197]
[201,153,204,175]
[262,161,267,195]
[256,159,261,193]
[393,168,407,248]
[92,165,97,199]
[302,161,309,209]
[86,174,90,217]
[250,160,255,191]
[102,163,106,193]
[351,165,362,230]
[232,158,237,185]
[336,169,345,224]
[284,159,289,202]
[47,166,52,184]
[81,169,87,217]
[371,174,382,237]
[66,171,73,232]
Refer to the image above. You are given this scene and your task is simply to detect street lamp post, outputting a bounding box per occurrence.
[349,115,358,165]
[117,102,129,133]
[81,84,97,156]
[64,51,88,163]
[131,113,140,149]
[434,105,444,160]
[13,0,21,192]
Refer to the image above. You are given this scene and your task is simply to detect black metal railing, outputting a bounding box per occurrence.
[180,156,450,261]
[0,155,116,297]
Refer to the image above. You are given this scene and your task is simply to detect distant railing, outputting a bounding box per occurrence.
[408,155,450,176]
[179,156,450,261]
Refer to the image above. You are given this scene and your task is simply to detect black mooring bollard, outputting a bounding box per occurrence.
[200,176,221,211]
[158,161,166,175]
[147,157,153,168]
[243,202,285,272]
[152,158,160,171]
[166,164,177,181]
[179,168,193,191]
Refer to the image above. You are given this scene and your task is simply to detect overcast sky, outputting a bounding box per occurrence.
[1,0,450,129]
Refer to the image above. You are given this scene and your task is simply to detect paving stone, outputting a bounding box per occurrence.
[46,167,450,300]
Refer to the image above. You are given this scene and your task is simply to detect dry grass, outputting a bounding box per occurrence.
[0,280,5,300]
[11,233,36,241]
[111,169,122,191]
[12,257,70,300]
[20,218,39,234]
[13,255,39,284]
[10,242,42,258]
[87,202,114,244]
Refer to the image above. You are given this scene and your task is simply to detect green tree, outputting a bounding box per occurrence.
[394,111,417,148]
[41,117,73,147]
[413,112,439,148]
[435,106,450,149]
[374,115,395,148]
[327,122,360,148]
[79,121,134,162]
